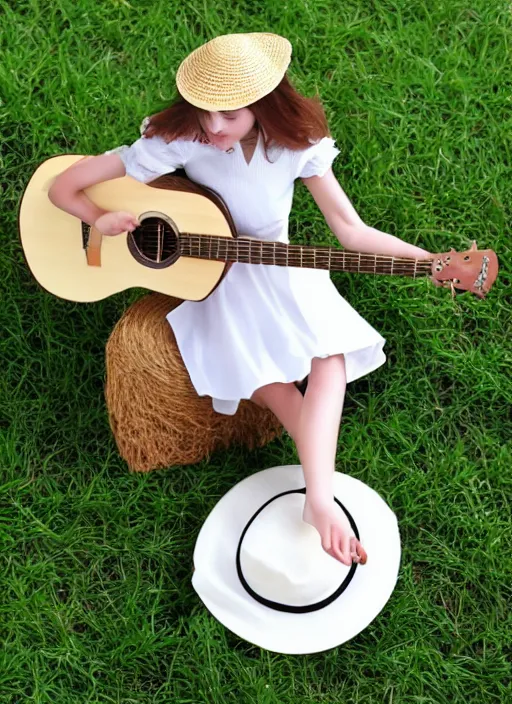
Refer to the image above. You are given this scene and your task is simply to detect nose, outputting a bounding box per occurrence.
[208,113,224,135]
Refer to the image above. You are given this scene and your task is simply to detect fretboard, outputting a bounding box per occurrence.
[180,233,433,277]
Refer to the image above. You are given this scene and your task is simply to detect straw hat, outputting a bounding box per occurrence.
[192,465,401,654]
[176,33,292,111]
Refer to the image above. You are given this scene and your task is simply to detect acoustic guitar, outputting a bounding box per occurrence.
[19,155,499,303]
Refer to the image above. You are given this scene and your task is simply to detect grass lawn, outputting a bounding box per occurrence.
[1,0,511,701]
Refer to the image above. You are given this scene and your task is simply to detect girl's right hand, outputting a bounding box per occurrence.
[94,211,140,236]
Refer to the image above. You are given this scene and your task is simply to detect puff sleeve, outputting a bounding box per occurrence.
[105,117,188,183]
[296,137,340,179]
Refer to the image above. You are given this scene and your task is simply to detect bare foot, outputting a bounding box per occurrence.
[303,498,367,566]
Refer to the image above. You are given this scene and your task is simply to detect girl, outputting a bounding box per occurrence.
[49,33,432,567]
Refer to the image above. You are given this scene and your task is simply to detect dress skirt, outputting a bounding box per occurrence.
[167,262,386,415]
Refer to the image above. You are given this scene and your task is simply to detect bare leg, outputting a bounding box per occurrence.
[251,360,366,566]
[251,381,304,443]
[299,355,366,565]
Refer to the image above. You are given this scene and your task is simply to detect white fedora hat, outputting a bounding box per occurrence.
[192,465,401,654]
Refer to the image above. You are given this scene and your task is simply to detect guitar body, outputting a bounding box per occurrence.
[19,155,236,302]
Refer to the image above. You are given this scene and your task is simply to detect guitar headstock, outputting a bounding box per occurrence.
[431,241,499,298]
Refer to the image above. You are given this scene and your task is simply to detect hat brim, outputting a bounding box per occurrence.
[192,465,401,654]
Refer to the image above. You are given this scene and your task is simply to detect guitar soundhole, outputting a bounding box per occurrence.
[127,215,180,269]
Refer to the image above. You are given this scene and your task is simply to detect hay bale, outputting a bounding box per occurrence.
[105,293,282,472]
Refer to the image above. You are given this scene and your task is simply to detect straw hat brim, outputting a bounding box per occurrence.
[192,465,401,654]
[176,33,292,111]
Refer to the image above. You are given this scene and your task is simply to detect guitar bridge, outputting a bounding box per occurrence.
[81,221,102,267]
[82,221,91,249]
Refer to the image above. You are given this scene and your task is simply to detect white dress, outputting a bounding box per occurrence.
[107,125,386,415]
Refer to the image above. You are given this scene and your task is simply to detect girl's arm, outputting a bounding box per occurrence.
[302,169,432,259]
[48,153,137,233]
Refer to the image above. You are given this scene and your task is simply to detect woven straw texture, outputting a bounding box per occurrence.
[105,293,282,472]
[176,33,292,111]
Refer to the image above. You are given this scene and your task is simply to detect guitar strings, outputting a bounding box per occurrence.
[132,227,434,262]
[129,227,434,276]
[132,252,432,274]
[131,235,433,263]
[131,248,432,273]
[132,245,433,263]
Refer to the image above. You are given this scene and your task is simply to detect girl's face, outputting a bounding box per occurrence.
[199,107,256,150]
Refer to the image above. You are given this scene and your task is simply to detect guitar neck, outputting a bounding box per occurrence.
[180,233,433,277]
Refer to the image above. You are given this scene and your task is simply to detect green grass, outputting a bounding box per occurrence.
[1,0,511,701]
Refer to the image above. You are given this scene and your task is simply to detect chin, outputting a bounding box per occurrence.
[211,136,233,149]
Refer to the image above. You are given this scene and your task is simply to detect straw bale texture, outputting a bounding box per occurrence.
[105,293,282,472]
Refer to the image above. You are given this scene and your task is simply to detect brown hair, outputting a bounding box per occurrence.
[143,74,330,156]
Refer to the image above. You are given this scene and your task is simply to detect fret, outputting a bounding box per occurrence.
[413,258,417,278]
[328,248,332,271]
[300,246,303,268]
[313,248,316,270]
[358,252,361,272]
[216,236,220,260]
[273,242,276,266]
[260,240,263,265]
[390,257,394,275]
